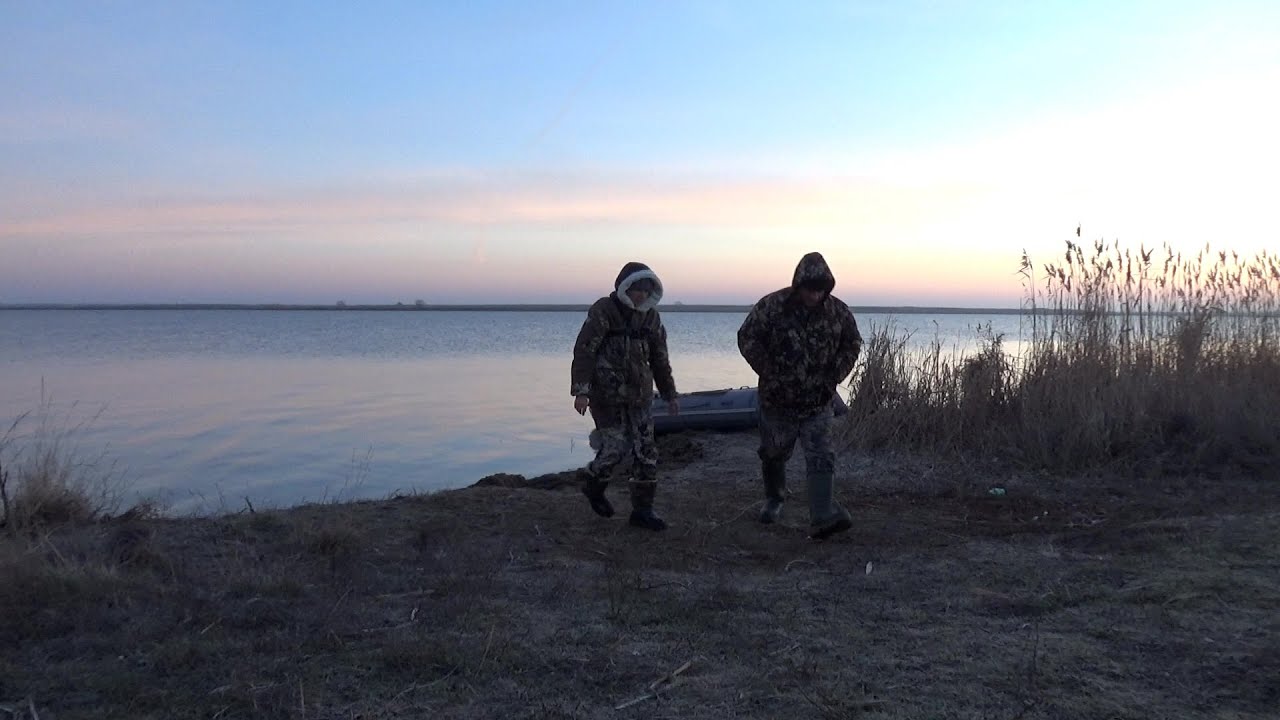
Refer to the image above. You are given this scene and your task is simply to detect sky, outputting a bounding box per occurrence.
[2,1,1278,307]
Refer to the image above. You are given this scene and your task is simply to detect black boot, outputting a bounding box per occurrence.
[759,459,787,524]
[807,469,852,540]
[579,469,614,518]
[628,482,667,531]
[810,506,853,540]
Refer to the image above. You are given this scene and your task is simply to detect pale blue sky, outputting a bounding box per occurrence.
[3,1,1277,305]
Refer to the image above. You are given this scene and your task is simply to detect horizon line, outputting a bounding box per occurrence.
[0,302,1026,314]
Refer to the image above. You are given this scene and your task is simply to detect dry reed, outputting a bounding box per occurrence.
[0,387,126,531]
[843,238,1280,476]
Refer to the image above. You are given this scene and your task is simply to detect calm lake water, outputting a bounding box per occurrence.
[0,309,1022,513]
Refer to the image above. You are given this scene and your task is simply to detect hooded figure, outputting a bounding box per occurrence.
[737,252,862,539]
[570,261,680,530]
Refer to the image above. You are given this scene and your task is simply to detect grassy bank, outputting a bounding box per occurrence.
[1,432,1277,719]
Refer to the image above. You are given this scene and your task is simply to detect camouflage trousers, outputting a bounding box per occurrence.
[757,403,835,477]
[586,402,658,485]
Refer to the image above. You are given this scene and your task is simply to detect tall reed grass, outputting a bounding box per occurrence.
[843,238,1280,476]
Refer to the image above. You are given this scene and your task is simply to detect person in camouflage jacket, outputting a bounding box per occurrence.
[571,261,680,531]
[737,251,862,539]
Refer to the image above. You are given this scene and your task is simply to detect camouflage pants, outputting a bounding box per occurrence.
[757,404,835,477]
[587,402,658,485]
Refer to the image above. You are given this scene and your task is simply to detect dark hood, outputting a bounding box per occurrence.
[791,252,836,294]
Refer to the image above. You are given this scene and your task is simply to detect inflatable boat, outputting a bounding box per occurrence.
[650,386,849,435]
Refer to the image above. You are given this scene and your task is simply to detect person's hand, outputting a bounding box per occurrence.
[574,395,590,415]
[667,398,680,416]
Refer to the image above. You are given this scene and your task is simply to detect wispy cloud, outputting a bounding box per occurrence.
[0,171,987,240]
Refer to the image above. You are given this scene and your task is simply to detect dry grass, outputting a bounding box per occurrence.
[0,389,134,534]
[844,239,1280,476]
[0,431,1276,719]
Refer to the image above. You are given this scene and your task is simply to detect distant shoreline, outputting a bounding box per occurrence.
[0,303,1025,315]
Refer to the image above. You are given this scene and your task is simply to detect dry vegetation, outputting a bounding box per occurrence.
[0,391,127,536]
[0,240,1277,719]
[845,239,1280,477]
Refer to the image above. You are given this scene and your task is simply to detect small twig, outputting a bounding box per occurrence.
[243,496,255,514]
[614,692,655,710]
[298,679,305,720]
[427,667,460,688]
[28,698,40,720]
[648,659,693,690]
[615,658,695,710]
[390,683,421,704]
[325,588,352,621]
[397,665,464,701]
[784,559,817,572]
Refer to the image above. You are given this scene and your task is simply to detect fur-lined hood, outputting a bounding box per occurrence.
[613,261,664,312]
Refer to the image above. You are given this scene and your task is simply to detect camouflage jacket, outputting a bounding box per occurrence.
[571,295,678,407]
[737,252,862,412]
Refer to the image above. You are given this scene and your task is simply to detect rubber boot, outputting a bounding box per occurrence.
[807,470,852,540]
[579,469,614,518]
[759,459,787,524]
[628,481,667,531]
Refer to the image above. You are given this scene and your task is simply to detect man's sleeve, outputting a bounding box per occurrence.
[737,300,771,377]
[649,316,678,401]
[570,305,608,396]
[833,309,863,383]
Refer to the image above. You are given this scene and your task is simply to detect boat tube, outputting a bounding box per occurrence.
[650,387,849,435]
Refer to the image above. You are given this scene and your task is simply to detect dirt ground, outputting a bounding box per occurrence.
[2,429,1277,719]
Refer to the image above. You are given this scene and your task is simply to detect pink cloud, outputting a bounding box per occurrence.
[0,173,987,239]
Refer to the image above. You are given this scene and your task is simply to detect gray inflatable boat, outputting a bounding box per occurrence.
[650,387,849,435]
